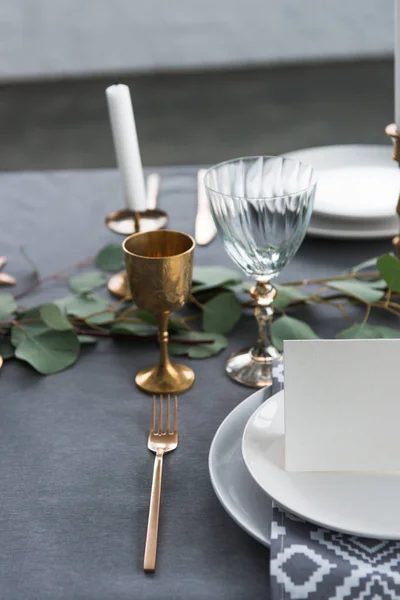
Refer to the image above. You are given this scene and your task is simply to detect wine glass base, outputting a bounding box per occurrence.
[107,270,132,299]
[135,362,195,394]
[225,347,281,388]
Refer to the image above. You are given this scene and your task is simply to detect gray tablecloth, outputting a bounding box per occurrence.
[0,167,393,600]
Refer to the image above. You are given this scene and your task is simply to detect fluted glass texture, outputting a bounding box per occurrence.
[205,157,316,280]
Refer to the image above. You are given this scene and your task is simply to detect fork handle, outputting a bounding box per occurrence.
[144,451,164,572]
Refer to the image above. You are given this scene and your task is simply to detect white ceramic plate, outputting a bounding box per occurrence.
[242,391,400,540]
[209,387,271,547]
[307,213,398,240]
[284,145,400,221]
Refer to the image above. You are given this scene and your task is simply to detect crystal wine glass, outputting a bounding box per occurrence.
[204,156,316,388]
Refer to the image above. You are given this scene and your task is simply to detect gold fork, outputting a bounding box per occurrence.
[144,394,178,573]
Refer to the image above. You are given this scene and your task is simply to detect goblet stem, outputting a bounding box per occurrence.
[156,312,172,372]
[250,281,280,361]
[134,309,195,393]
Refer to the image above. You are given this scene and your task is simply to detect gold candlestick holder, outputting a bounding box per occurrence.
[0,256,16,287]
[385,123,400,254]
[105,207,169,298]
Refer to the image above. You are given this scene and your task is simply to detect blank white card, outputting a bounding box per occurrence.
[284,339,400,472]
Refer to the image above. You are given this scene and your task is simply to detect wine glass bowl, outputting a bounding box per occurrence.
[205,156,316,388]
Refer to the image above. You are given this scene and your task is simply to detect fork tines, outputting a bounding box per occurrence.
[151,394,178,435]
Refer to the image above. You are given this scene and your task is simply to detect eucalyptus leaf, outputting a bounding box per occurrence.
[15,329,80,374]
[11,313,49,347]
[111,322,156,336]
[273,285,309,309]
[167,343,190,356]
[192,266,242,293]
[56,294,114,324]
[202,292,242,334]
[134,310,157,326]
[69,271,107,293]
[95,244,124,272]
[336,323,400,339]
[60,294,111,319]
[135,309,182,332]
[40,303,73,331]
[0,337,15,359]
[184,345,219,359]
[271,315,320,352]
[86,312,115,325]
[225,281,252,294]
[16,307,42,319]
[169,331,228,358]
[0,293,16,320]
[77,335,98,344]
[370,279,388,289]
[350,256,380,273]
[326,279,384,303]
[377,254,400,294]
[53,296,71,311]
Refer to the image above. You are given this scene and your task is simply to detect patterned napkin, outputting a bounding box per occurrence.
[269,362,400,600]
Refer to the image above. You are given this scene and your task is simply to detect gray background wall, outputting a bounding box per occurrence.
[0,0,394,81]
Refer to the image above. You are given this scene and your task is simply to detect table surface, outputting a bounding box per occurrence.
[0,167,393,600]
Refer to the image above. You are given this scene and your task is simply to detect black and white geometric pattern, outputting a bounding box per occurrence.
[269,364,400,600]
[270,506,400,600]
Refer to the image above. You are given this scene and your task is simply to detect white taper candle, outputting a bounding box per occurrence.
[106,84,147,212]
[395,1,400,129]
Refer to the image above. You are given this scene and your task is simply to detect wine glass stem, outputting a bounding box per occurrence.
[157,312,172,370]
[254,305,274,357]
[250,281,279,361]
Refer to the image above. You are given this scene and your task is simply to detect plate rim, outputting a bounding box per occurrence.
[208,387,271,547]
[242,391,400,540]
[307,223,397,240]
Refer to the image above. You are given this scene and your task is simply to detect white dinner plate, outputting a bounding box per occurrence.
[307,213,398,240]
[209,387,271,547]
[242,391,400,540]
[284,145,400,221]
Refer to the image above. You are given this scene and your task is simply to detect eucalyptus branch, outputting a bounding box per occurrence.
[362,305,371,324]
[15,256,94,300]
[190,294,205,309]
[334,303,356,322]
[1,244,399,376]
[280,271,381,288]
[74,329,215,345]
[113,305,136,322]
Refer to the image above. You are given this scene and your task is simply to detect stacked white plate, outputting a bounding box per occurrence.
[209,388,400,546]
[283,145,400,240]
[209,388,272,546]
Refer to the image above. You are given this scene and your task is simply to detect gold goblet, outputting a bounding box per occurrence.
[123,229,195,394]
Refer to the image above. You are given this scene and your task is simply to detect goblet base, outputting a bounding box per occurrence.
[107,270,132,299]
[135,362,195,394]
[225,347,281,388]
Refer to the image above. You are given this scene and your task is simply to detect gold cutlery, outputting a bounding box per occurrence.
[144,394,178,573]
[123,229,195,394]
[195,169,217,246]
